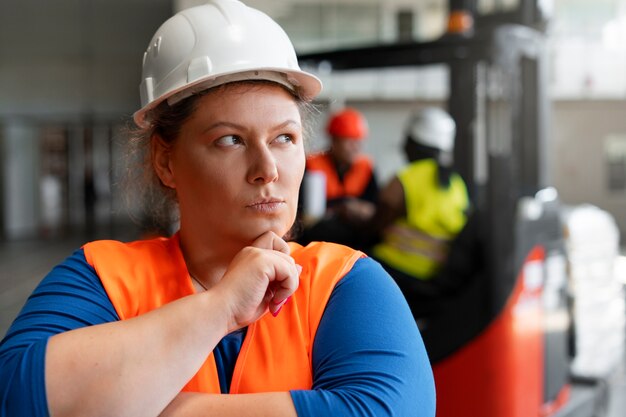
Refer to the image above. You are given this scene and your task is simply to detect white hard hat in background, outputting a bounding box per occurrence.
[134,0,322,128]
[406,107,456,153]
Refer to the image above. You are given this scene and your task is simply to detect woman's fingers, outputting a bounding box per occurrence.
[268,263,301,317]
[252,231,291,255]
[251,231,300,315]
[274,263,302,302]
[218,239,302,328]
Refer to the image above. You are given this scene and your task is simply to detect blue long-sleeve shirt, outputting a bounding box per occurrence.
[0,249,435,416]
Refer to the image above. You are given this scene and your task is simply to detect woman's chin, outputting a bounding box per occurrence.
[237,223,293,244]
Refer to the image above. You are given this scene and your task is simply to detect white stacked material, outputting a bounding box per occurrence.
[563,204,625,379]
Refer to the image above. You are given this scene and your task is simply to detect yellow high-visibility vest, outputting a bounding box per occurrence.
[373,159,468,279]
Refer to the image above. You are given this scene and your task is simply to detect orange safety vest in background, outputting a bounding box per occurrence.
[306,153,373,201]
[83,235,363,393]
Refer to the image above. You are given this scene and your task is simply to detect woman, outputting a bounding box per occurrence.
[0,1,435,416]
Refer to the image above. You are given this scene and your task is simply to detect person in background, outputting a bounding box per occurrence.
[298,107,378,249]
[364,107,470,317]
[0,1,435,416]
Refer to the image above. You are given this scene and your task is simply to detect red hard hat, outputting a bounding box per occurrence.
[326,108,368,140]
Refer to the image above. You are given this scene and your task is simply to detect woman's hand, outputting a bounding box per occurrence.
[214,231,301,332]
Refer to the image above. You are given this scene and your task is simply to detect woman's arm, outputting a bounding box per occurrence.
[291,257,435,417]
[46,239,297,417]
[0,249,119,417]
[1,232,300,417]
[161,257,435,417]
[45,275,232,417]
[0,248,232,417]
[161,392,297,417]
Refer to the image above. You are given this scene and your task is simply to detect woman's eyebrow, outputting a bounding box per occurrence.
[275,120,301,129]
[202,121,244,133]
[203,119,301,134]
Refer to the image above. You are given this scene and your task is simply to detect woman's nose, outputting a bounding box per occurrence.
[247,145,279,184]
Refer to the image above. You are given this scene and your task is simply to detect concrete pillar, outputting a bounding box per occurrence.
[1,121,40,239]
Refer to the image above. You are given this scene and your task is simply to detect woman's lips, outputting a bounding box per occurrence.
[246,199,286,213]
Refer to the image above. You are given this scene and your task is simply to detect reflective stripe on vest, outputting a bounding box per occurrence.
[83,235,364,393]
[306,153,373,201]
[373,159,468,279]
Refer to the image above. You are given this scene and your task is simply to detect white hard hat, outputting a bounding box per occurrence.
[133,0,322,128]
[406,107,456,153]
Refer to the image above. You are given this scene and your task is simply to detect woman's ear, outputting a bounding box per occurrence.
[151,134,176,189]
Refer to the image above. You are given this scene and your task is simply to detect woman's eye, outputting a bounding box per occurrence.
[275,134,294,144]
[215,135,242,146]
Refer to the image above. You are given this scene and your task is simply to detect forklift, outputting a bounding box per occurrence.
[298,1,613,416]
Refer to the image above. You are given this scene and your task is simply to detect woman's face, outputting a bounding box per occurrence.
[155,83,305,244]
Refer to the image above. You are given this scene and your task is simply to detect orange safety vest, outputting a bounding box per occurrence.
[306,153,374,201]
[83,235,364,393]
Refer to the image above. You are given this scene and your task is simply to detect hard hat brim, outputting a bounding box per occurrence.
[133,67,322,128]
